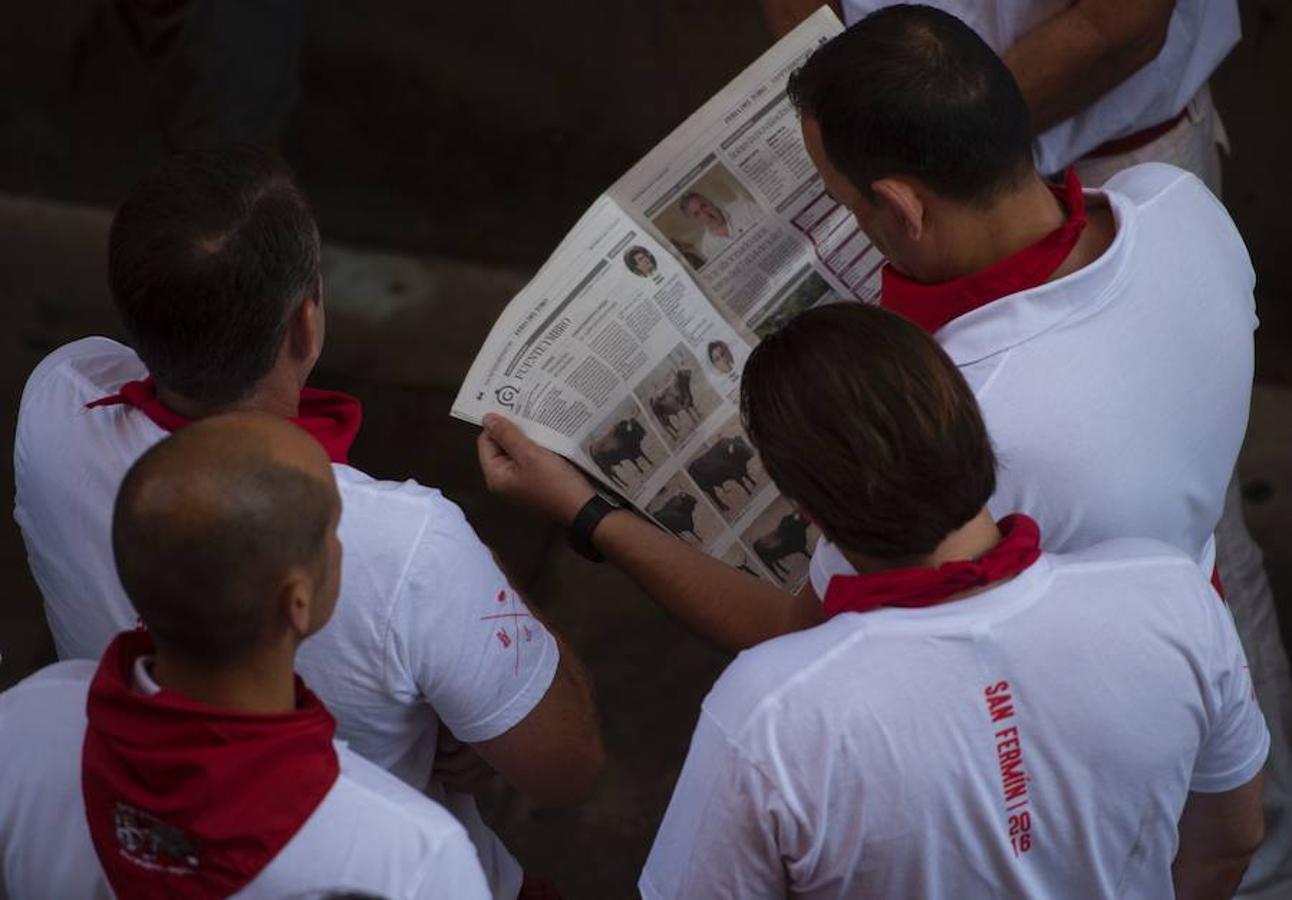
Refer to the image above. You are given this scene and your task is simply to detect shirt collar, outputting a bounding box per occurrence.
[936,187,1134,367]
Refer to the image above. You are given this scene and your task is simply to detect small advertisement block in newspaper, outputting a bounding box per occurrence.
[453,8,879,591]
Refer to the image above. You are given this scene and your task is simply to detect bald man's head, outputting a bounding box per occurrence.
[113,412,341,665]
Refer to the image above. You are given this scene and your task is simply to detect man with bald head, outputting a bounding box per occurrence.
[0,414,490,899]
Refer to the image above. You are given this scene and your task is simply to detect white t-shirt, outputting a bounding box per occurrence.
[13,338,560,900]
[0,660,491,900]
[811,163,1256,595]
[642,540,1269,899]
[839,0,1239,173]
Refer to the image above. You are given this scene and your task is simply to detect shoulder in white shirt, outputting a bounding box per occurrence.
[0,661,491,900]
[643,540,1269,899]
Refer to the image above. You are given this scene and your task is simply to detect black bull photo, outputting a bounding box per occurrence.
[589,416,653,489]
[686,436,756,511]
[752,511,811,582]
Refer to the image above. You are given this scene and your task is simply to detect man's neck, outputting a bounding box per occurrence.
[152,646,298,715]
[157,369,302,421]
[843,507,1003,596]
[923,174,1066,283]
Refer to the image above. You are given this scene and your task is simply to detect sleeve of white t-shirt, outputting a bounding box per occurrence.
[1190,597,1270,793]
[408,827,493,900]
[639,708,790,899]
[385,498,559,745]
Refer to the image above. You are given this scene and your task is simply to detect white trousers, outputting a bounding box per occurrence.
[1078,85,1292,898]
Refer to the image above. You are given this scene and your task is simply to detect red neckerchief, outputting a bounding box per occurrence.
[86,377,362,465]
[822,515,1042,618]
[82,630,340,899]
[881,167,1088,334]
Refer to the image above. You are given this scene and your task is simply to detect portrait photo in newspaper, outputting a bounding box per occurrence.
[741,496,821,588]
[652,162,764,272]
[583,394,669,499]
[705,339,737,375]
[646,471,726,550]
[632,344,723,450]
[623,245,659,278]
[684,417,767,525]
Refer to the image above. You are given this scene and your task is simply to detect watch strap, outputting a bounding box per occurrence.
[567,495,617,562]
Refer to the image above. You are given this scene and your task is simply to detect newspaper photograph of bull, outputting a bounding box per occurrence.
[632,344,722,450]
[722,545,770,582]
[645,471,725,549]
[582,396,667,498]
[741,496,820,586]
[684,417,768,524]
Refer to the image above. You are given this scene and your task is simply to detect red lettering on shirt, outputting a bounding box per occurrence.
[983,682,1035,857]
[496,629,512,649]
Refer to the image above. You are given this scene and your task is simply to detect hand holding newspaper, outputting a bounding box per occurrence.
[454,8,881,590]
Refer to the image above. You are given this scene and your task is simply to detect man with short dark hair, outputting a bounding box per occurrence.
[0,414,490,898]
[763,0,1235,189]
[474,3,1254,658]
[635,304,1268,898]
[475,7,1280,889]
[14,146,602,900]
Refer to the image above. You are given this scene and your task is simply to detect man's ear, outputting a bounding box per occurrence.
[870,178,926,241]
[286,294,324,368]
[281,571,313,640]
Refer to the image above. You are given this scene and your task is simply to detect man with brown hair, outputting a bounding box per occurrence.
[640,303,1265,897]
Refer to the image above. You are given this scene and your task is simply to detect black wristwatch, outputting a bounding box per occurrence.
[566,494,619,562]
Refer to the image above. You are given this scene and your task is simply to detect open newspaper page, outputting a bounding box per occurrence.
[606,7,882,343]
[453,9,879,589]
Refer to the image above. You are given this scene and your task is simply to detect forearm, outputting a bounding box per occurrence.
[1002,1,1173,133]
[1172,850,1254,900]
[593,509,822,653]
[1172,776,1265,900]
[762,0,843,39]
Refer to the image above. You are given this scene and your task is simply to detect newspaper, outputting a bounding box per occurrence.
[452,8,881,590]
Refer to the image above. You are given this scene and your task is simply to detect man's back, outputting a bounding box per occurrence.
[961,164,1255,562]
[642,541,1268,898]
[0,661,489,899]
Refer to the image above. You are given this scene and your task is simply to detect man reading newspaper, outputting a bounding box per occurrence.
[472,6,1256,662]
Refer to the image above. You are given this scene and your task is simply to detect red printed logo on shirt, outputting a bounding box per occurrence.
[480,588,536,675]
[983,680,1034,857]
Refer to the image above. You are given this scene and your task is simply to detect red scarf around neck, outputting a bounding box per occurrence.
[822,515,1042,618]
[881,167,1087,334]
[86,377,362,465]
[82,631,340,899]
